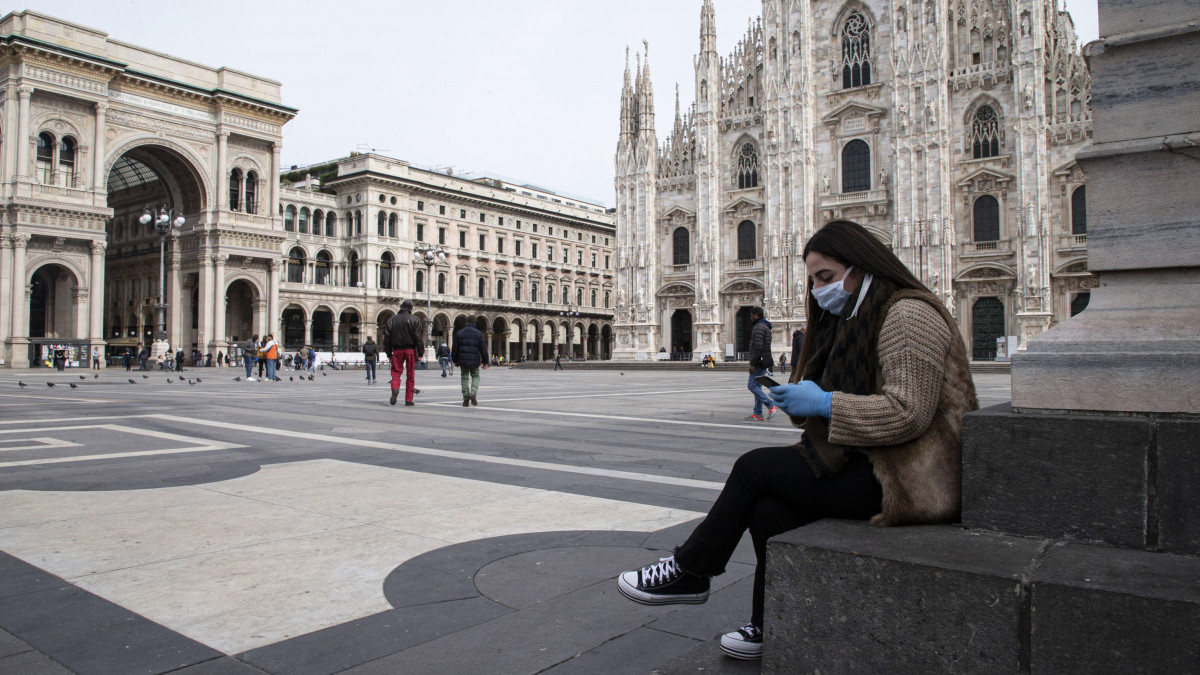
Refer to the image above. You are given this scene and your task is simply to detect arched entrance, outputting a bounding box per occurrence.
[376,310,395,348]
[671,309,693,357]
[972,297,1005,361]
[311,307,334,349]
[224,280,258,345]
[601,325,613,360]
[27,263,86,368]
[105,142,207,354]
[281,306,306,350]
[339,309,361,349]
[587,324,599,360]
[491,317,508,362]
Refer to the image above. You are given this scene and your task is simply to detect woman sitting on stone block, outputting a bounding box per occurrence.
[617,220,978,660]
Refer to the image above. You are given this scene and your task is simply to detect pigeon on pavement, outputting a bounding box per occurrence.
[78,375,86,380]
[46,382,55,387]
[196,378,202,383]
[289,376,294,381]
[93,373,99,379]
[167,378,173,383]
[233,377,241,382]
[142,375,149,379]
[188,380,195,385]
[128,379,136,384]
[69,383,78,388]
[18,381,27,387]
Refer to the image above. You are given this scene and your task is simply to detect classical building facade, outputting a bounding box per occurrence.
[275,156,616,361]
[613,0,1094,361]
[0,11,615,368]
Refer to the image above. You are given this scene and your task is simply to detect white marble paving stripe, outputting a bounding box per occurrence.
[0,414,160,426]
[0,437,82,452]
[151,414,727,491]
[0,423,246,468]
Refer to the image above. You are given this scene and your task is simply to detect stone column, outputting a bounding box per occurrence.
[16,85,33,179]
[215,131,229,211]
[89,241,106,344]
[73,287,89,341]
[92,103,108,192]
[253,299,268,339]
[331,319,341,349]
[167,254,182,349]
[269,142,281,227]
[2,88,17,183]
[212,254,228,351]
[9,234,31,366]
[0,236,12,358]
[196,254,213,355]
[268,259,281,337]
[304,318,313,348]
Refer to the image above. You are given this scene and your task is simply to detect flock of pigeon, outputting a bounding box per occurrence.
[17,371,329,389]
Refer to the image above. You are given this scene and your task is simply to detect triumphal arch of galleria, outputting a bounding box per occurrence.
[0,11,618,368]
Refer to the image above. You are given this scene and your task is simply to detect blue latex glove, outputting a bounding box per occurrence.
[768,380,833,418]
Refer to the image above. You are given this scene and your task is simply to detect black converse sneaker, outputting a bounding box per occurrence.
[617,555,710,605]
[719,623,763,660]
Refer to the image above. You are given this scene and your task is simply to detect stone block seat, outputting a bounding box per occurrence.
[762,520,1200,674]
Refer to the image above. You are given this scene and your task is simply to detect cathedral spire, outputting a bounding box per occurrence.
[673,82,682,133]
[620,46,634,140]
[700,0,717,55]
[640,40,655,130]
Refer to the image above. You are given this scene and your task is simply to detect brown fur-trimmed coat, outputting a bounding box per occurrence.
[816,290,978,526]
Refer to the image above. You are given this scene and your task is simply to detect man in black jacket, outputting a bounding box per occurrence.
[452,315,489,407]
[789,326,805,377]
[437,342,452,377]
[384,300,423,406]
[745,307,777,422]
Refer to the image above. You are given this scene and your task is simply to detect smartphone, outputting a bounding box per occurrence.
[755,375,781,388]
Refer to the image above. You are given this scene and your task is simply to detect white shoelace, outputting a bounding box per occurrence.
[640,556,681,587]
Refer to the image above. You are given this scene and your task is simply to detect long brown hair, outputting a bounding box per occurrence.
[793,220,932,379]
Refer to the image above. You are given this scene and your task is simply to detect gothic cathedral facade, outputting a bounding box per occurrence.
[613,0,1093,362]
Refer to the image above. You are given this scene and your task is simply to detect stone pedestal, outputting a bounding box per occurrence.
[1012,13,1200,413]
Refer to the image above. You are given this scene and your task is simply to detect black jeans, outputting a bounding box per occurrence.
[675,446,882,626]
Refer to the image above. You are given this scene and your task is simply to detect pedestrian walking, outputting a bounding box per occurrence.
[554,354,563,371]
[175,348,185,372]
[438,342,452,377]
[138,345,149,371]
[123,348,132,371]
[385,299,422,406]
[452,315,489,407]
[744,307,777,422]
[217,351,224,367]
[616,220,979,661]
[362,336,379,384]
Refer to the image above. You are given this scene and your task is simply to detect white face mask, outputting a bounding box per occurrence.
[811,266,854,316]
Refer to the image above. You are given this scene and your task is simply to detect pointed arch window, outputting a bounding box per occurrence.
[1071,186,1087,235]
[736,143,759,189]
[737,220,757,260]
[973,195,1001,242]
[841,12,872,89]
[379,252,394,289]
[244,171,258,214]
[672,228,691,265]
[971,105,1001,159]
[229,168,243,211]
[841,139,871,193]
[58,137,77,187]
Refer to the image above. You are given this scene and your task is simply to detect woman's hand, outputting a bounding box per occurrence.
[768,381,833,418]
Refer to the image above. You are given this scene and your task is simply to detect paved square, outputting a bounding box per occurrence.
[0,366,1011,673]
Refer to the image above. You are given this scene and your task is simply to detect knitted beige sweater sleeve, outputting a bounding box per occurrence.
[826,298,952,447]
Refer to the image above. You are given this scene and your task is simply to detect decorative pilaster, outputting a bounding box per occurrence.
[89,240,107,342]
[268,259,281,337]
[16,85,34,179]
[216,131,229,211]
[0,236,13,353]
[269,142,281,228]
[212,254,228,349]
[92,103,108,192]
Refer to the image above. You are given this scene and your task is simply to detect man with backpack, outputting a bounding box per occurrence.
[362,337,379,385]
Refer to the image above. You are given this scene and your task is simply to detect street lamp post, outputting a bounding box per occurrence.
[140,205,186,361]
[412,244,446,364]
[559,304,580,359]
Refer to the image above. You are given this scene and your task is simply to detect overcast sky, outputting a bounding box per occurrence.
[30,1,1099,206]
